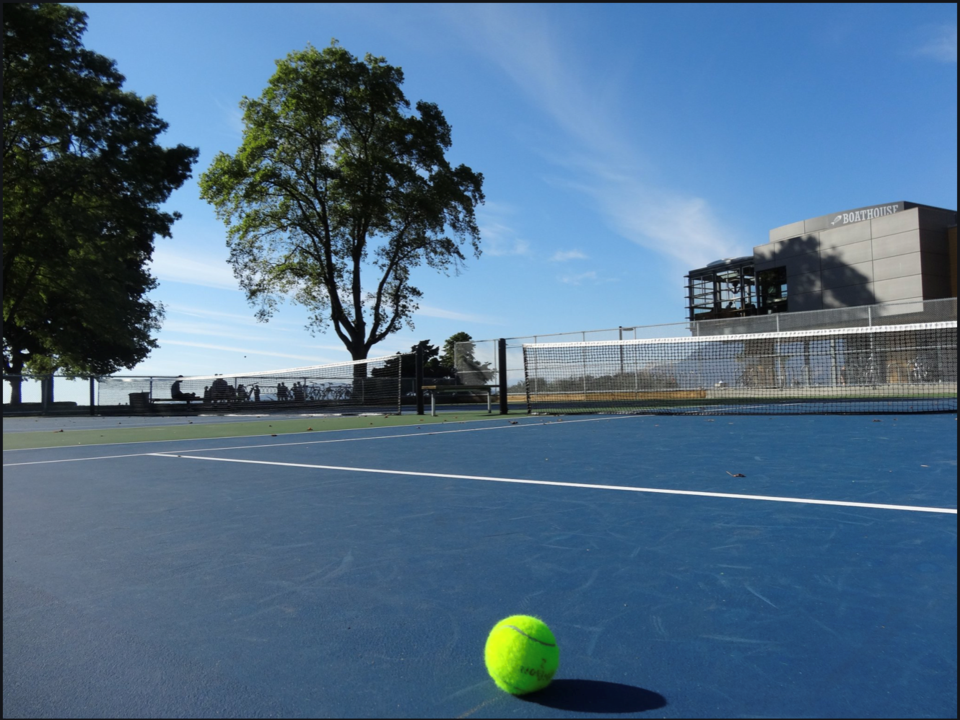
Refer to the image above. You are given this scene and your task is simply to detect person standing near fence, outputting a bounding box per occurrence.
[210,377,230,403]
[171,376,198,400]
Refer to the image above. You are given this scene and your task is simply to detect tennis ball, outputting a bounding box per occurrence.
[484,615,559,695]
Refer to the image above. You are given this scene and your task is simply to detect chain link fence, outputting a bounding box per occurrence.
[456,297,958,402]
[5,298,956,415]
[4,355,413,415]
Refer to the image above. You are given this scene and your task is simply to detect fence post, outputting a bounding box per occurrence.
[415,344,424,416]
[498,339,508,415]
[41,374,51,414]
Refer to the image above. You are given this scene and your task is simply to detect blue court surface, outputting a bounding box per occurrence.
[4,413,957,718]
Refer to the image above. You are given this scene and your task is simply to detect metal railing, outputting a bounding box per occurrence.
[455,297,958,396]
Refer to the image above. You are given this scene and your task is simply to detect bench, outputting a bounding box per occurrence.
[128,392,197,410]
[421,385,493,417]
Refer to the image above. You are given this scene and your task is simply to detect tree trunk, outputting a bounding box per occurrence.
[6,376,23,405]
[4,353,26,405]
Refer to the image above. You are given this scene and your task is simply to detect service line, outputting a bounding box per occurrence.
[150,453,957,515]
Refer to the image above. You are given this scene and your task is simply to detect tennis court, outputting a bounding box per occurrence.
[4,411,956,718]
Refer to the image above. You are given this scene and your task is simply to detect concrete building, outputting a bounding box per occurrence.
[686,201,957,322]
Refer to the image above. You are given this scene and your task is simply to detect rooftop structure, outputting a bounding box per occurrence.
[686,201,957,324]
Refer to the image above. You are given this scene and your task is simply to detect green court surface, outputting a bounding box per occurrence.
[2,410,507,451]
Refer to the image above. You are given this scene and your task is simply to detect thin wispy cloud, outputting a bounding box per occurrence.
[298,342,359,352]
[214,96,245,137]
[161,319,266,341]
[477,219,531,257]
[160,339,340,364]
[914,25,957,63]
[550,250,588,262]
[163,302,303,328]
[454,7,621,158]
[475,202,532,257]
[416,304,503,325]
[150,248,238,290]
[559,271,599,286]
[165,303,263,324]
[564,163,742,267]
[557,270,620,286]
[451,5,742,268]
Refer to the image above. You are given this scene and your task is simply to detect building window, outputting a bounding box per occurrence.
[684,257,757,321]
[758,267,788,314]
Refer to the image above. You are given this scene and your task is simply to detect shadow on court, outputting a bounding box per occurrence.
[524,679,667,713]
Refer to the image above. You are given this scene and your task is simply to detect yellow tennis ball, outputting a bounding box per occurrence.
[484,615,559,695]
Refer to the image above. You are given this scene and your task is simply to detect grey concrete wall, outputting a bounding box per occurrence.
[787,291,823,312]
[819,220,872,249]
[872,230,922,260]
[870,208,919,237]
[873,277,924,303]
[922,275,953,298]
[754,204,955,315]
[769,220,804,243]
[918,206,958,231]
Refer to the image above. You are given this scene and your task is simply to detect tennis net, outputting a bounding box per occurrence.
[522,321,957,415]
[99,353,408,413]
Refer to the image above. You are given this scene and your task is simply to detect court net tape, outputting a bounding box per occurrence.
[522,321,957,415]
[98,353,408,413]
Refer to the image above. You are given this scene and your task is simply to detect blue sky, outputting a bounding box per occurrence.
[16,4,960,400]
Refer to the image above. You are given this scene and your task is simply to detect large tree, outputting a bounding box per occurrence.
[199,41,485,363]
[3,3,198,402]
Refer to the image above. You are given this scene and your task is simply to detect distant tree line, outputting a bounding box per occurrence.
[372,332,495,393]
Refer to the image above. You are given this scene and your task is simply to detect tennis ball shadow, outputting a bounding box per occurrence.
[521,679,667,713]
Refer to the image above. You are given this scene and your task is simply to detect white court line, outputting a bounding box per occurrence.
[1,415,511,453]
[149,453,957,515]
[2,415,637,466]
[3,451,174,466]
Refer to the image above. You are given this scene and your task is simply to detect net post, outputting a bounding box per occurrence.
[89,376,96,416]
[415,344,425,415]
[522,345,532,414]
[41,374,51,414]
[498,338,508,414]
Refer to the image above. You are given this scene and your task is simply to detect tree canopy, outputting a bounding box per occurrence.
[199,41,485,362]
[440,331,473,370]
[370,339,455,388]
[439,331,494,385]
[3,3,198,399]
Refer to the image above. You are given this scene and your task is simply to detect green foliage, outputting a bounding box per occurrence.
[2,4,198,390]
[199,41,484,361]
[370,340,455,380]
[440,331,473,369]
[440,331,494,384]
[412,339,455,379]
